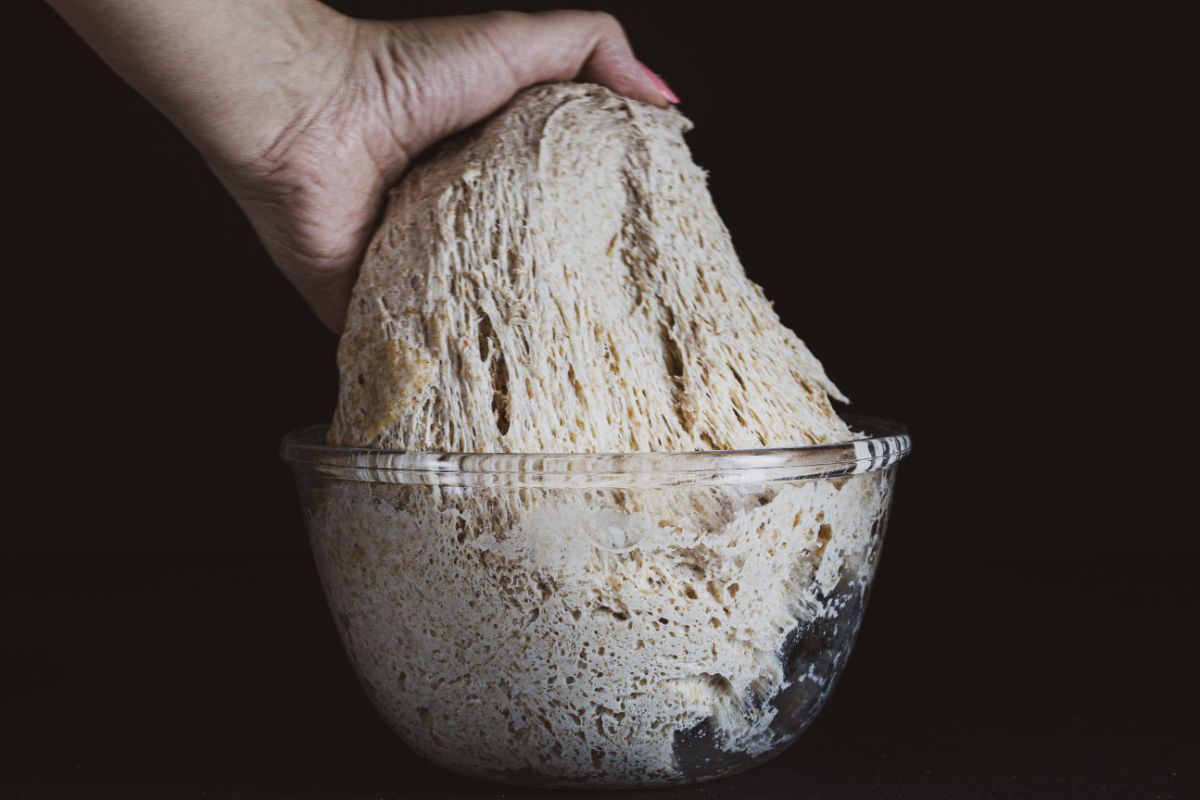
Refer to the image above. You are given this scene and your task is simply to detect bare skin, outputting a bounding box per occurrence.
[47,0,677,331]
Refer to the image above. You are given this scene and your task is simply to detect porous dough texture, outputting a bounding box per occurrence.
[314,84,888,785]
[328,82,850,452]
[311,472,891,785]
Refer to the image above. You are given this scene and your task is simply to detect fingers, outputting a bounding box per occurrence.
[493,10,676,108]
[388,10,678,154]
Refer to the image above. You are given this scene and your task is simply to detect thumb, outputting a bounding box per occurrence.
[384,10,678,155]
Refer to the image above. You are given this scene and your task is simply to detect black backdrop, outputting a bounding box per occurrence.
[9,3,1189,556]
[4,1,1195,800]
[5,4,1197,799]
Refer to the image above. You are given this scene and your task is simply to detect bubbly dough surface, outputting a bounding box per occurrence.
[312,473,889,785]
[316,84,883,785]
[330,83,850,452]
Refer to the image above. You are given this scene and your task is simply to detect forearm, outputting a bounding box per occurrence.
[44,0,352,161]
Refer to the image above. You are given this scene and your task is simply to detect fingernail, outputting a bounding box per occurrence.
[638,61,680,104]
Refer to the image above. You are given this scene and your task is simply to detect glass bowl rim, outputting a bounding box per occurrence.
[280,414,911,487]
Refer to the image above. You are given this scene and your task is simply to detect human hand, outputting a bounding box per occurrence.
[48,0,678,331]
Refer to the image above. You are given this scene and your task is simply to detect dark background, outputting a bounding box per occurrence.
[4,2,1195,798]
[5,4,1192,557]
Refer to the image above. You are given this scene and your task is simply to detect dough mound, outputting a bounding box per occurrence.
[330,83,849,452]
[310,84,886,786]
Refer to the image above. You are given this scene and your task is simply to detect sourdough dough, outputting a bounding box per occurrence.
[329,83,849,452]
[315,84,884,785]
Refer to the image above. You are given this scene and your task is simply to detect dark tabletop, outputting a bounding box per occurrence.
[3,549,1195,799]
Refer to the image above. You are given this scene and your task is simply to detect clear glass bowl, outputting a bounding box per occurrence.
[281,415,910,788]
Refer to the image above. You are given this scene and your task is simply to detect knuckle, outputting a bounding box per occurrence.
[587,10,624,36]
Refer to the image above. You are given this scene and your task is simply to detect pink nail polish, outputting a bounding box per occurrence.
[638,61,680,104]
